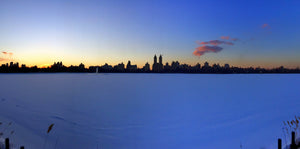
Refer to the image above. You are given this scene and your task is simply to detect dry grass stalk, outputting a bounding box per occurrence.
[283,116,300,146]
[47,124,54,134]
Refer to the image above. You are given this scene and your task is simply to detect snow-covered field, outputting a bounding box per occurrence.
[0,73,299,149]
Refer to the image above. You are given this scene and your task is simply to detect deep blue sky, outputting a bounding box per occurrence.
[0,0,299,68]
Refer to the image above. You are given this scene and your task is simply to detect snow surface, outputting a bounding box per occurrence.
[0,73,299,149]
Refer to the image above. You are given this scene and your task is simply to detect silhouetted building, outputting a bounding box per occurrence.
[152,54,163,72]
[204,61,209,68]
[213,63,220,69]
[15,62,19,68]
[6,62,20,68]
[51,61,65,72]
[1,55,300,73]
[171,61,180,71]
[159,55,163,65]
[114,63,125,72]
[164,62,171,72]
[21,64,26,69]
[224,64,230,69]
[51,62,64,68]
[79,63,85,69]
[126,60,137,72]
[194,63,201,69]
[101,63,112,70]
[126,60,131,70]
[132,64,137,70]
[152,55,157,71]
[192,63,201,72]
[142,62,150,72]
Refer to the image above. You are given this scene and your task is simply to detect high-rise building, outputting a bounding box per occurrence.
[159,55,162,65]
[127,61,131,69]
[152,54,163,72]
[154,55,157,64]
[15,62,19,68]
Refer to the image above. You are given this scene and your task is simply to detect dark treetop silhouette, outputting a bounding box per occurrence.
[0,55,299,73]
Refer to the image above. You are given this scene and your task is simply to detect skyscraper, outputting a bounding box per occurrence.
[153,54,163,72]
[154,55,157,64]
[159,55,162,65]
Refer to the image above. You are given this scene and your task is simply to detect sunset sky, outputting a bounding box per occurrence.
[0,0,300,68]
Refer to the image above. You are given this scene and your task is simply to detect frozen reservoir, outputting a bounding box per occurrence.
[0,74,299,149]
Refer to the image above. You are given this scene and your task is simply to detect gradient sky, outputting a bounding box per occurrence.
[0,0,300,68]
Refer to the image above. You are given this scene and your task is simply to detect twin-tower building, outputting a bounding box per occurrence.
[152,54,163,72]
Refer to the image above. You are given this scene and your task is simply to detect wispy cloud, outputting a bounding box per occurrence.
[221,36,230,40]
[0,58,9,62]
[221,36,238,41]
[198,40,234,46]
[230,38,238,41]
[1,51,14,62]
[193,37,238,57]
[193,45,223,56]
[2,51,13,56]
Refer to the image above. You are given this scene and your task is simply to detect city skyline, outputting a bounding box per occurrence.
[1,54,299,74]
[1,0,300,68]
[1,54,299,70]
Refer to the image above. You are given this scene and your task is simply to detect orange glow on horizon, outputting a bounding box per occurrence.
[39,64,51,68]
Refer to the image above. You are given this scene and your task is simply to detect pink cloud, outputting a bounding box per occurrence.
[221,36,230,40]
[199,40,234,46]
[2,51,13,56]
[193,45,223,57]
[262,24,270,29]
